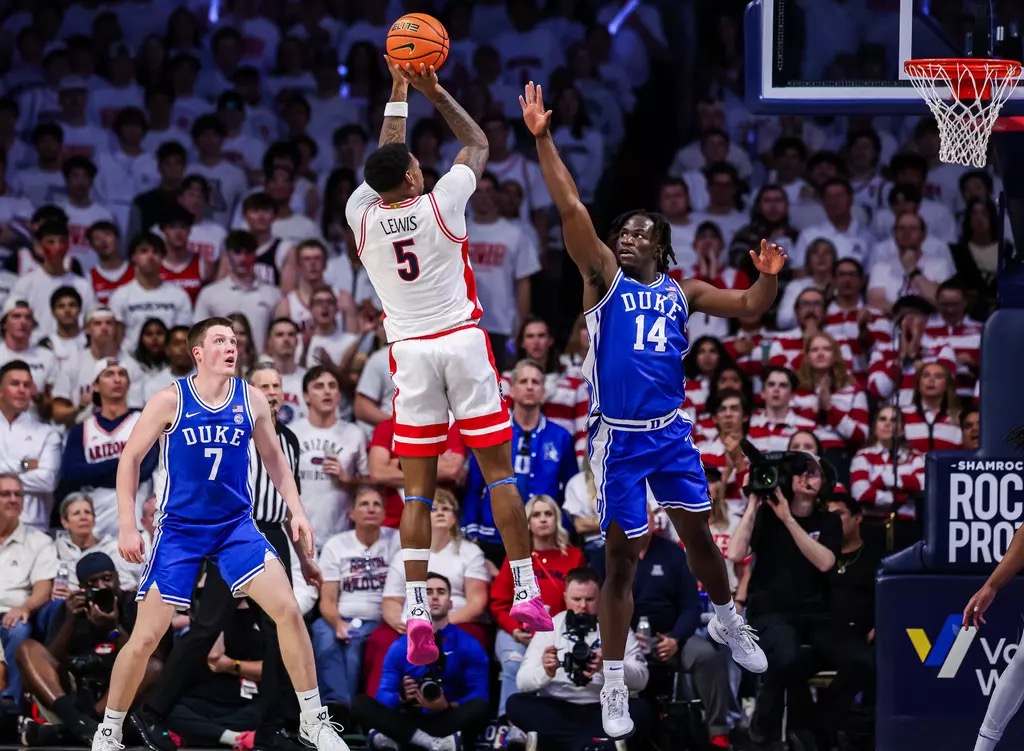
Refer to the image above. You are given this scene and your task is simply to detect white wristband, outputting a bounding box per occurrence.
[384,101,408,118]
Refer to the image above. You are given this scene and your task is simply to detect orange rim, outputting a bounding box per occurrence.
[905,57,1023,99]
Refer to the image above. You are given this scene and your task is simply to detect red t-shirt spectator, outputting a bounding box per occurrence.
[368,419,466,528]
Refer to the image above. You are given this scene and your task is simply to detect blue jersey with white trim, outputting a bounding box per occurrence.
[583,269,690,421]
[155,376,254,523]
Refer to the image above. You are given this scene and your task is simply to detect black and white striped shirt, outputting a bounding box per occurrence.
[249,421,301,523]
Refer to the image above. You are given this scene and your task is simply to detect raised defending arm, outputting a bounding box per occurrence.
[681,240,786,317]
[379,59,410,147]
[400,63,488,179]
[520,83,616,286]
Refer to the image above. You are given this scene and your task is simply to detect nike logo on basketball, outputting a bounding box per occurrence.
[393,42,415,53]
[186,411,201,418]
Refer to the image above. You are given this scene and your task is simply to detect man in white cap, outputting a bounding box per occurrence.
[0,298,58,418]
[60,358,156,537]
[52,306,137,426]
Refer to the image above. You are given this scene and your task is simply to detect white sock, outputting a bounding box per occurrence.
[220,730,241,745]
[410,729,436,749]
[296,687,322,712]
[102,708,127,729]
[604,660,625,686]
[509,558,539,599]
[406,581,429,619]
[713,599,740,624]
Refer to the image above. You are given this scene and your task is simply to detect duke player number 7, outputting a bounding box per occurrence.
[204,447,223,480]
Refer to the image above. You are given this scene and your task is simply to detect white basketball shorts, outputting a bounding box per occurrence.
[388,323,512,456]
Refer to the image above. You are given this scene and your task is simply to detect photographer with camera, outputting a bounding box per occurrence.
[15,553,167,746]
[727,446,842,749]
[353,573,490,751]
[507,568,652,751]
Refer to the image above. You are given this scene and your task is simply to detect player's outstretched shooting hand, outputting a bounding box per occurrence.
[384,56,409,89]
[398,63,440,96]
[119,527,145,564]
[749,239,787,276]
[519,82,552,137]
[291,513,315,559]
[963,583,995,629]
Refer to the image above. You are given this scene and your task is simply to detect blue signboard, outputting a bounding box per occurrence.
[877,574,1024,750]
[922,453,1024,572]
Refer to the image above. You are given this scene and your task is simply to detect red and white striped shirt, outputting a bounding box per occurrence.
[902,405,962,452]
[924,315,982,399]
[502,370,589,461]
[747,408,818,453]
[696,436,746,515]
[722,327,770,390]
[867,338,957,406]
[824,302,892,381]
[849,444,925,520]
[768,327,856,374]
[791,383,869,450]
[681,375,711,422]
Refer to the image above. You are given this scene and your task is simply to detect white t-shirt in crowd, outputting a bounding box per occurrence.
[107,279,193,348]
[62,201,115,274]
[276,368,308,426]
[465,217,540,336]
[288,417,368,546]
[562,470,600,546]
[354,347,393,438]
[194,277,281,354]
[318,527,401,621]
[187,160,247,226]
[382,538,491,615]
[8,268,95,338]
[0,342,58,393]
[485,153,554,220]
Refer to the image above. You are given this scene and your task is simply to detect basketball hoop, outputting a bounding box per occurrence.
[904,58,1022,168]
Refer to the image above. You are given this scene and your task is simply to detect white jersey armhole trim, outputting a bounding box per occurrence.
[164,380,184,434]
[356,200,374,257]
[584,268,624,316]
[428,192,467,243]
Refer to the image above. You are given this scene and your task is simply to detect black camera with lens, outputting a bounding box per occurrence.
[416,635,446,703]
[741,440,833,503]
[560,610,597,687]
[85,587,115,613]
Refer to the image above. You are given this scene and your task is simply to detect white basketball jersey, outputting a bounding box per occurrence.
[345,165,482,342]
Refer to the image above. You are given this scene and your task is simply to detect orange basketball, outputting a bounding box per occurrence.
[386,13,449,71]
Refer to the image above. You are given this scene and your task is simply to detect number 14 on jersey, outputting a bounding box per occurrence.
[633,314,667,352]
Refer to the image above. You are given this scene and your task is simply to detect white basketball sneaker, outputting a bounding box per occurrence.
[708,614,768,673]
[600,683,634,740]
[299,707,351,751]
[91,724,124,751]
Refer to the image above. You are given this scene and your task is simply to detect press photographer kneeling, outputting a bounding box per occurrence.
[15,553,167,746]
[507,567,652,750]
[727,445,843,748]
[353,573,490,751]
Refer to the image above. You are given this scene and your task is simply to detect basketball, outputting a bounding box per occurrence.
[386,13,449,71]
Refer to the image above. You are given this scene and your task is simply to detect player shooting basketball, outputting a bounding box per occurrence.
[344,61,554,668]
[521,81,785,739]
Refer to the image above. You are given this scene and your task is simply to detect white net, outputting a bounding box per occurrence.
[905,60,1022,168]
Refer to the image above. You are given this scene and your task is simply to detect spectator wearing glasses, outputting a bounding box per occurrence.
[0,474,58,713]
[464,359,577,568]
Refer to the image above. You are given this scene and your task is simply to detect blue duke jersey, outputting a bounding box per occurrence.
[583,269,711,540]
[583,269,689,421]
[141,375,278,607]
[155,376,254,523]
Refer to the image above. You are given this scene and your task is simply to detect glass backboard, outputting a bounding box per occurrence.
[745,0,1024,115]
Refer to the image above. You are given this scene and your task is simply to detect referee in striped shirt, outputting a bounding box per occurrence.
[135,365,321,751]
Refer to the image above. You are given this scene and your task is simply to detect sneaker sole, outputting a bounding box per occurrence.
[406,619,439,665]
[708,619,768,674]
[604,723,635,742]
[510,603,554,632]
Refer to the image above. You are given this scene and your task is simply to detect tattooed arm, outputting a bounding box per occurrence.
[379,58,410,147]
[399,63,488,179]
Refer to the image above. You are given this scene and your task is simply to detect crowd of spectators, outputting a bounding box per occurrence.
[0,0,1012,749]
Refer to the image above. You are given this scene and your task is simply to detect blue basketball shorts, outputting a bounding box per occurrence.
[589,410,712,539]
[137,515,278,609]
